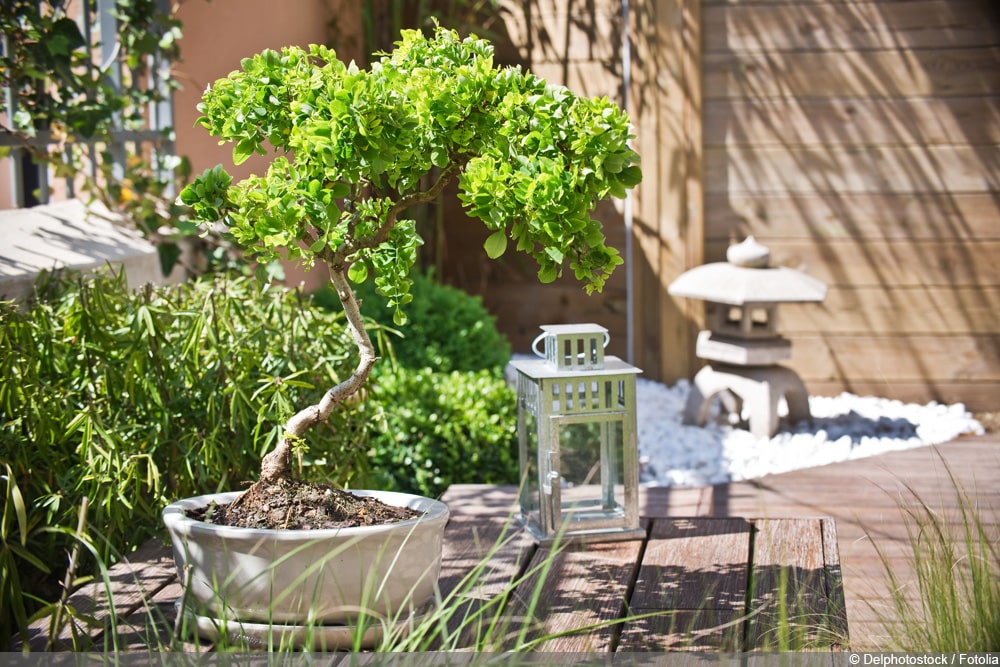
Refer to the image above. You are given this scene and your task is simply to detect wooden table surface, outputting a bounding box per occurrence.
[16,484,848,652]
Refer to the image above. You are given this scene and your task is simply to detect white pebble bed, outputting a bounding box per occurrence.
[636,378,985,487]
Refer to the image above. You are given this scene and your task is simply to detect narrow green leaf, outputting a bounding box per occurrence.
[7,541,50,572]
[10,481,28,548]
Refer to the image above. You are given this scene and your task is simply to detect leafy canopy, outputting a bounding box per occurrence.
[179,26,641,324]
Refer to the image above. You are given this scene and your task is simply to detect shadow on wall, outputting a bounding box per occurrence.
[700,0,1000,406]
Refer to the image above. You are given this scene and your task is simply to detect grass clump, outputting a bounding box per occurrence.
[875,465,999,651]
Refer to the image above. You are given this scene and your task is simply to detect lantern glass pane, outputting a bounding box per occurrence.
[518,409,540,518]
[555,417,625,522]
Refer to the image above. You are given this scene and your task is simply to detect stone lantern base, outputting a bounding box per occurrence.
[683,363,811,439]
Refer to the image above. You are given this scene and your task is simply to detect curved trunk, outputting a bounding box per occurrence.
[259,267,376,483]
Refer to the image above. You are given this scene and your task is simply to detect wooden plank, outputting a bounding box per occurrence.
[436,518,537,648]
[704,47,1000,99]
[521,0,623,64]
[704,239,1000,288]
[704,144,998,195]
[435,485,538,649]
[787,333,1000,382]
[639,485,712,518]
[627,0,704,383]
[116,579,211,652]
[745,518,833,650]
[618,517,751,651]
[631,518,751,610]
[821,518,850,650]
[704,96,1000,148]
[774,287,1000,335]
[704,1,1000,53]
[504,539,644,651]
[617,609,744,652]
[14,537,177,651]
[704,436,1000,649]
[705,192,1000,241]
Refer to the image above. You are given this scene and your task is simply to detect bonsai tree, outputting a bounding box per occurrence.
[179,26,641,492]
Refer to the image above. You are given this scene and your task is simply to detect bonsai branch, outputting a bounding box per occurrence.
[345,163,461,259]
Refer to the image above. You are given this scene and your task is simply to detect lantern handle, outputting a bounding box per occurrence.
[531,332,546,358]
[531,330,610,358]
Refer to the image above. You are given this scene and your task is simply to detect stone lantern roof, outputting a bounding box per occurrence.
[668,236,827,305]
[667,237,828,439]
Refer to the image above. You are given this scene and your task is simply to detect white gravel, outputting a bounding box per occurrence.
[636,378,985,487]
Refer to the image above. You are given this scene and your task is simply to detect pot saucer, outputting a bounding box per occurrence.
[176,600,432,650]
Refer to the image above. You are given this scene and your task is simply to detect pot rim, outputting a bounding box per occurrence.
[162,489,449,540]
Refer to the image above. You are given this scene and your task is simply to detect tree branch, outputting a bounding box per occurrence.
[258,266,377,482]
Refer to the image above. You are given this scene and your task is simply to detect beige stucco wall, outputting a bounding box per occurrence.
[173,0,362,179]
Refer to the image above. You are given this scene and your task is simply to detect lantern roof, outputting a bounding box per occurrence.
[510,355,642,380]
[668,237,827,305]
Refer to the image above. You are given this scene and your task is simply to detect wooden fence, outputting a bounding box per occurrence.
[440,0,1000,411]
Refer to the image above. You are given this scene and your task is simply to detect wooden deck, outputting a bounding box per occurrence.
[15,433,994,652]
[17,502,847,652]
[635,432,1000,650]
[439,489,846,652]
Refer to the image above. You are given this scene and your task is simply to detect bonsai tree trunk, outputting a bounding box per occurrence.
[259,267,376,483]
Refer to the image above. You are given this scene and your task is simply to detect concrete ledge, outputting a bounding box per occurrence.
[0,199,173,302]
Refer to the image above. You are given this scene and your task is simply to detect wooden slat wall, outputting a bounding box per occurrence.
[697,0,1000,410]
[627,0,706,381]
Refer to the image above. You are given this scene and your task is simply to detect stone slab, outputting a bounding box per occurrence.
[0,199,167,301]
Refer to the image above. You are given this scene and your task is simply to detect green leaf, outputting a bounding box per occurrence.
[348,262,369,283]
[538,265,558,283]
[483,231,507,259]
[619,165,642,187]
[329,182,350,198]
[233,138,257,165]
[7,542,50,573]
[431,147,449,168]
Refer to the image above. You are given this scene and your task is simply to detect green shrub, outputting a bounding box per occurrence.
[367,367,518,498]
[316,273,519,497]
[0,269,383,644]
[315,272,511,374]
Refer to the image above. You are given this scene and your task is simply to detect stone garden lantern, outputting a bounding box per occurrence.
[668,237,827,439]
[510,324,644,543]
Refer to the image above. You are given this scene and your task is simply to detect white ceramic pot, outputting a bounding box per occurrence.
[162,489,449,627]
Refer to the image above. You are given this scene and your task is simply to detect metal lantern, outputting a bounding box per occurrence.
[511,324,644,543]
